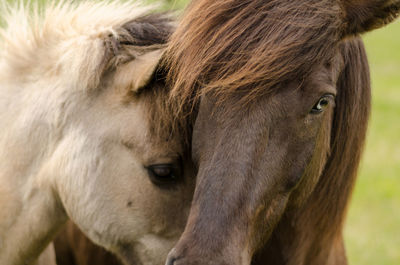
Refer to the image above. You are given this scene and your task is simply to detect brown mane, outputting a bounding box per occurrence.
[164,0,347,113]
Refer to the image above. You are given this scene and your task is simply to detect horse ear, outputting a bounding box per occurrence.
[342,0,400,36]
[112,48,165,93]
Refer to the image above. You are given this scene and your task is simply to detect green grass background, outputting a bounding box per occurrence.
[7,0,399,264]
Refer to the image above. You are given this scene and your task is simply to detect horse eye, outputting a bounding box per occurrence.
[310,95,332,114]
[146,164,178,185]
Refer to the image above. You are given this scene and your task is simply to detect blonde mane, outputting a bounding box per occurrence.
[0,0,157,90]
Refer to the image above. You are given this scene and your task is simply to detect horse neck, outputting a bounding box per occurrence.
[0,79,77,264]
[0,191,66,265]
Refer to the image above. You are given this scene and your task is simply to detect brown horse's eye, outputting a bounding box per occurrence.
[146,164,179,186]
[310,95,333,114]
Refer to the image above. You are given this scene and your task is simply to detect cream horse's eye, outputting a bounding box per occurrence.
[310,95,334,114]
[146,164,180,186]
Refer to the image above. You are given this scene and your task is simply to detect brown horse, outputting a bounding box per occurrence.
[160,0,400,265]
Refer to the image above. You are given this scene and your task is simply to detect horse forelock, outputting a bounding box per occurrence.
[165,0,347,115]
[0,0,172,90]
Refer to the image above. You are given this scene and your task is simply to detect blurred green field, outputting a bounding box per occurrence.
[7,0,399,264]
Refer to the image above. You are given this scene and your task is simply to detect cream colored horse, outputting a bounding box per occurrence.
[0,1,194,265]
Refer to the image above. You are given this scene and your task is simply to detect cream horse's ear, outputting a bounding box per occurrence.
[112,48,165,93]
[342,0,400,36]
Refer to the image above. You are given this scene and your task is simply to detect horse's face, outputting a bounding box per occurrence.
[166,0,400,264]
[0,4,188,264]
[168,59,341,265]
[53,56,194,265]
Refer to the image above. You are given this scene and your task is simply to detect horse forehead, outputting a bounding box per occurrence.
[119,105,149,139]
[115,103,181,161]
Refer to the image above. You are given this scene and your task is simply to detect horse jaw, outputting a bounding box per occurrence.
[116,235,177,265]
[35,243,57,265]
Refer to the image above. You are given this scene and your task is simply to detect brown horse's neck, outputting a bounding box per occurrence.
[252,37,371,265]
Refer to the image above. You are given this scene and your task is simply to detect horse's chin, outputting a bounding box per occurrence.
[116,236,176,265]
[115,244,143,265]
[117,250,165,265]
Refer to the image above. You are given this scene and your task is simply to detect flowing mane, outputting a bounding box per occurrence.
[164,0,346,111]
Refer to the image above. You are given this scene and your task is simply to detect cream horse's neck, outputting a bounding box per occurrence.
[0,79,69,264]
[0,189,65,265]
[35,244,57,265]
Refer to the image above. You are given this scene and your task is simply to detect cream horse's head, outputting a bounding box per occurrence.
[0,1,193,265]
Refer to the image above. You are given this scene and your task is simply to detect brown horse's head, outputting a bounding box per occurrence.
[164,0,400,264]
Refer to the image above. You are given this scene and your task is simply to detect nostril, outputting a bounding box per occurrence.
[165,249,180,265]
[165,256,178,265]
